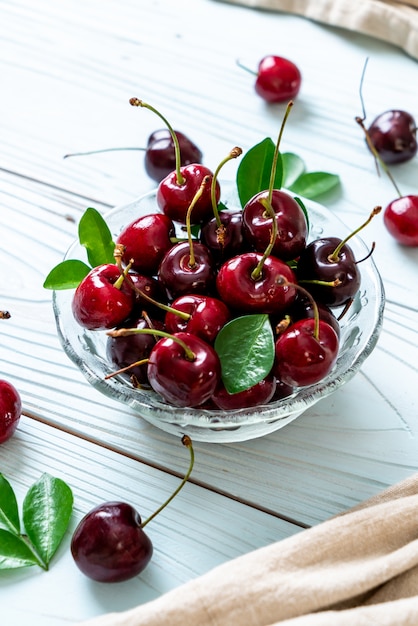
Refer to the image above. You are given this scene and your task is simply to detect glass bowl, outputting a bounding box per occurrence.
[53,184,385,443]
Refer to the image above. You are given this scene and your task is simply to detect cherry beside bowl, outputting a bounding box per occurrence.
[53,184,385,443]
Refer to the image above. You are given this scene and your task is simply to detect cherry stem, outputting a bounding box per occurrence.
[113,260,133,290]
[355,241,375,264]
[235,58,257,77]
[268,100,294,205]
[250,197,278,281]
[129,98,185,185]
[329,206,381,262]
[63,147,145,159]
[185,175,211,268]
[276,277,323,340]
[104,358,150,380]
[107,327,196,361]
[210,146,243,228]
[141,435,194,529]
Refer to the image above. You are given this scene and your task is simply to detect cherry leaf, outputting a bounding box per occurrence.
[287,171,340,199]
[214,314,275,394]
[22,473,73,567]
[0,529,40,569]
[78,207,115,268]
[43,259,91,290]
[236,138,283,207]
[0,474,20,535]
[282,152,306,187]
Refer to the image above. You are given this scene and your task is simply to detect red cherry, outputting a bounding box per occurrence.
[0,379,22,444]
[212,374,276,410]
[255,55,301,103]
[71,501,153,582]
[273,318,339,387]
[383,195,418,246]
[216,252,297,315]
[116,213,175,276]
[72,264,134,330]
[147,332,221,407]
[164,294,231,343]
[157,163,220,225]
[145,129,203,182]
[158,241,216,301]
[367,110,417,165]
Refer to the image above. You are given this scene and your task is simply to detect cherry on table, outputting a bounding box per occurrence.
[367,110,417,165]
[383,195,418,246]
[247,55,302,103]
[0,379,22,444]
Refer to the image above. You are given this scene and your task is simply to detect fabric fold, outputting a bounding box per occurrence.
[78,474,418,626]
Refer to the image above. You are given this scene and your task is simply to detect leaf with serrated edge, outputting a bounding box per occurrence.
[288,172,340,199]
[43,259,91,290]
[22,473,73,567]
[214,314,275,394]
[0,474,20,535]
[236,138,283,208]
[78,207,115,268]
[0,529,39,569]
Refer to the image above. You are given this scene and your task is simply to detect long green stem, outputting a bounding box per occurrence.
[141,436,194,529]
[268,100,294,205]
[251,197,278,281]
[185,176,211,267]
[210,146,242,228]
[329,206,381,262]
[130,97,185,185]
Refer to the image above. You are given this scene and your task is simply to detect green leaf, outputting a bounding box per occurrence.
[282,152,306,187]
[0,474,20,535]
[214,314,275,394]
[294,196,310,232]
[43,259,91,290]
[22,473,73,567]
[236,138,283,207]
[0,529,39,569]
[287,172,340,199]
[78,207,115,267]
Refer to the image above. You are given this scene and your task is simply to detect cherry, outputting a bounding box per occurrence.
[158,241,216,300]
[0,379,22,444]
[240,55,301,103]
[242,189,307,261]
[144,129,203,182]
[216,252,297,315]
[274,317,339,387]
[72,263,134,330]
[71,501,153,583]
[71,435,194,583]
[147,331,221,407]
[212,374,276,410]
[200,208,246,264]
[285,292,341,338]
[164,294,231,343]
[116,213,175,276]
[106,315,164,385]
[367,110,417,165]
[383,195,418,246]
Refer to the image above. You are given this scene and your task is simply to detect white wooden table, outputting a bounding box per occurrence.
[1,1,417,623]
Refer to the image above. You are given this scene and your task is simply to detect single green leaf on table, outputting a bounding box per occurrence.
[43,259,91,290]
[78,207,115,268]
[0,474,20,535]
[281,152,306,188]
[287,171,340,199]
[22,473,74,568]
[236,138,283,207]
[214,314,275,394]
[0,529,40,570]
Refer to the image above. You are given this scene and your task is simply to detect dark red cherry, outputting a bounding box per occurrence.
[72,264,134,330]
[284,292,341,338]
[242,189,308,261]
[212,374,276,410]
[216,252,297,315]
[296,237,360,308]
[0,379,22,444]
[106,316,165,384]
[157,163,220,225]
[273,318,339,387]
[164,294,231,343]
[367,110,417,165]
[255,55,301,103]
[116,213,175,276]
[383,195,418,246]
[158,241,216,301]
[128,272,167,319]
[200,209,247,265]
[147,332,221,407]
[71,501,153,583]
[145,129,203,182]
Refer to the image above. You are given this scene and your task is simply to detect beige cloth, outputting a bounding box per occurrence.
[217,0,418,61]
[79,473,418,626]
